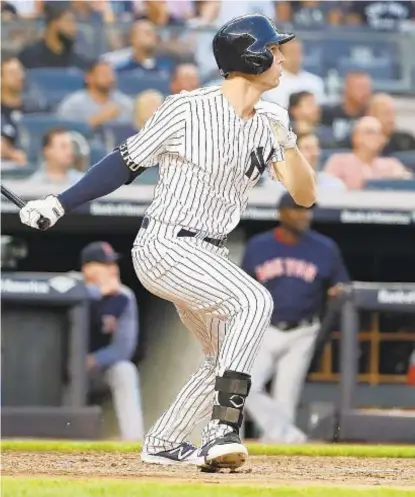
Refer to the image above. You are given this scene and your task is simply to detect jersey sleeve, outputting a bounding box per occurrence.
[118,93,189,177]
[329,243,350,286]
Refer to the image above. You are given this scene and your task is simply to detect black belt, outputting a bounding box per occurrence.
[271,317,318,332]
[141,217,227,248]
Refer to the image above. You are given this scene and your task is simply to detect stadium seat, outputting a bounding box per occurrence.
[337,58,398,81]
[100,123,136,150]
[1,162,37,180]
[315,125,337,149]
[19,114,93,162]
[391,151,415,173]
[324,38,397,66]
[118,72,170,96]
[26,68,85,108]
[364,179,415,191]
[302,44,324,77]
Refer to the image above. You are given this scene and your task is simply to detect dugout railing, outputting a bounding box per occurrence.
[310,281,415,443]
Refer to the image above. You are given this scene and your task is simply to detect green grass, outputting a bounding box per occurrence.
[2,439,415,458]
[2,478,415,497]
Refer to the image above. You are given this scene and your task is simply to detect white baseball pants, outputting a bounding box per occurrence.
[105,361,144,441]
[245,321,319,443]
[131,218,273,453]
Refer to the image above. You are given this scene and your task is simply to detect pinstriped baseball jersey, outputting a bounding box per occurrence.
[121,85,288,454]
[120,86,288,236]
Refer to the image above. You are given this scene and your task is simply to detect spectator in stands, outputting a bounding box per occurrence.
[18,1,89,69]
[324,116,412,190]
[134,0,195,26]
[263,39,326,108]
[321,71,372,144]
[1,1,18,20]
[4,0,43,19]
[57,60,133,129]
[134,89,163,130]
[367,93,415,154]
[29,128,83,184]
[263,132,346,192]
[107,89,163,143]
[345,1,414,30]
[71,0,122,51]
[1,56,48,166]
[288,91,321,135]
[170,63,200,94]
[298,133,346,191]
[102,89,163,146]
[80,241,143,441]
[275,1,346,27]
[115,19,174,76]
[71,0,112,23]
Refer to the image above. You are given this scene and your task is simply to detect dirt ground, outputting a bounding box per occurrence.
[2,451,415,488]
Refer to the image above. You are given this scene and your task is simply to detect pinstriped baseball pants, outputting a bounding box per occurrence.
[132,218,273,452]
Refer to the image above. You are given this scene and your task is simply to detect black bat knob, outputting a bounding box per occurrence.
[37,216,51,231]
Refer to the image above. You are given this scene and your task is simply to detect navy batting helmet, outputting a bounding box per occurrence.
[213,14,295,78]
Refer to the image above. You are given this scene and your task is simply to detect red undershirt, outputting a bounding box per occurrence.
[274,227,299,245]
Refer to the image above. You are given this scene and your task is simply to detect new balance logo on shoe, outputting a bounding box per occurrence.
[169,446,195,460]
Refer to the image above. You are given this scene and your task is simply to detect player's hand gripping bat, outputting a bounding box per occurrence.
[1,184,51,231]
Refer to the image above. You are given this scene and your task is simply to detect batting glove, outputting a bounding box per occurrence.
[19,195,65,230]
[272,120,297,150]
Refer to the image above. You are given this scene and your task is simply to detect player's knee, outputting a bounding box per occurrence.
[240,281,273,323]
[255,284,274,320]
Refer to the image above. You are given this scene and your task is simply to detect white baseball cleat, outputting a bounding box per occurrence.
[197,431,248,471]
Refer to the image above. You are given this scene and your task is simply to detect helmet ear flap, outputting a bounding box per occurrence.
[241,48,274,75]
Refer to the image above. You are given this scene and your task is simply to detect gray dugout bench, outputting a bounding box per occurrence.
[1,271,102,439]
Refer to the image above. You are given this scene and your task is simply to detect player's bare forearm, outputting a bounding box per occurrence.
[274,147,316,208]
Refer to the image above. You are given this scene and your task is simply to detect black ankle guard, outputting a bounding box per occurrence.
[211,370,251,430]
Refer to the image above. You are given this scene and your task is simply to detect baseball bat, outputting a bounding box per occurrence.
[1,184,51,231]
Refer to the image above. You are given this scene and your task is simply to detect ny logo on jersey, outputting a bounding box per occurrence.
[245,147,274,181]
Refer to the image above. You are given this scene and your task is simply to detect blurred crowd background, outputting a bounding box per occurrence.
[2,0,415,192]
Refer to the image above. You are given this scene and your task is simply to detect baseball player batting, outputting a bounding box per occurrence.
[19,14,316,471]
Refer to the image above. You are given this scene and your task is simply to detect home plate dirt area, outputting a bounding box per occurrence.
[2,450,415,488]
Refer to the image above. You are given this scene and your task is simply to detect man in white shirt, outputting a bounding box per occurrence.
[263,39,326,108]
